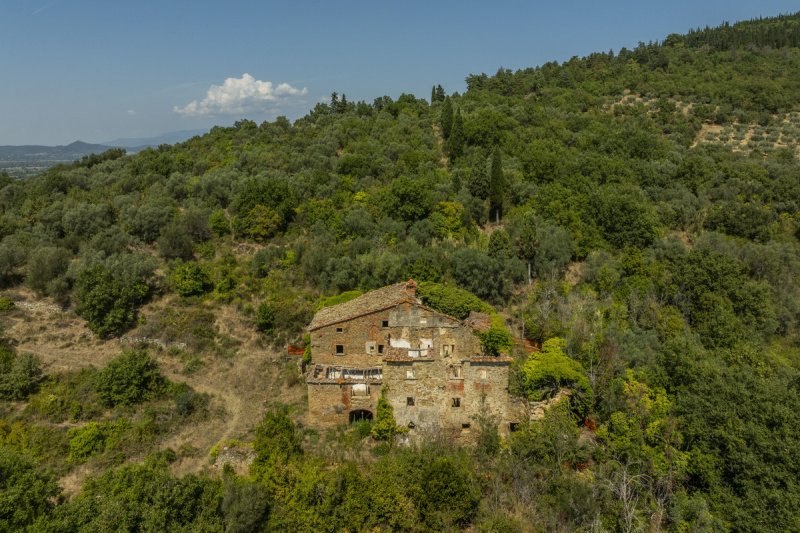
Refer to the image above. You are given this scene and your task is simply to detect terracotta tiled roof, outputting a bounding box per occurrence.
[308,282,417,331]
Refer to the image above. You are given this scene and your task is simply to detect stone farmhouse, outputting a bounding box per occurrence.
[305,280,521,439]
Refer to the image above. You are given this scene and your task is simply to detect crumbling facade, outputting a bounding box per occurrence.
[306,280,520,439]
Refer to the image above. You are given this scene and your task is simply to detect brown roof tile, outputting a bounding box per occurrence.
[308,282,416,331]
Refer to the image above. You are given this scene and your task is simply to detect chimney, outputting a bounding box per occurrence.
[405,279,417,298]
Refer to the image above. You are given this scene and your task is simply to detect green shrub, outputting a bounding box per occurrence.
[75,262,152,338]
[171,262,213,297]
[476,313,513,356]
[26,368,103,422]
[68,422,106,462]
[520,338,592,415]
[170,382,208,417]
[416,282,492,319]
[371,388,405,442]
[316,290,363,310]
[0,297,14,311]
[0,347,43,400]
[254,301,275,334]
[94,350,164,407]
[0,446,60,530]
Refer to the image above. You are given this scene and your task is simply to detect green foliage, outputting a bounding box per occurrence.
[520,338,592,415]
[591,185,659,248]
[25,246,71,298]
[94,350,164,407]
[447,108,465,158]
[157,223,194,261]
[0,13,799,530]
[234,204,282,241]
[371,388,402,442]
[489,147,506,221]
[416,281,492,319]
[27,367,103,422]
[510,402,589,469]
[43,457,223,531]
[67,422,106,462]
[254,301,276,334]
[0,446,60,531]
[74,259,153,338]
[209,208,231,236]
[596,371,687,480]
[136,305,219,353]
[222,475,270,533]
[0,345,42,400]
[170,261,213,297]
[477,313,514,356]
[0,297,15,311]
[440,96,453,138]
[316,289,362,310]
[252,407,302,475]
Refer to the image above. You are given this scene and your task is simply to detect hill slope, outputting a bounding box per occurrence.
[1,12,800,532]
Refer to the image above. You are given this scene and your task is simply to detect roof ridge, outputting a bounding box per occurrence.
[308,281,418,331]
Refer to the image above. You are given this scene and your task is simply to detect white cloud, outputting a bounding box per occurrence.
[174,73,307,117]
[127,109,136,116]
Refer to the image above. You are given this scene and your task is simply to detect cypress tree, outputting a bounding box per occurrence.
[441,97,454,138]
[489,147,505,223]
[447,108,465,159]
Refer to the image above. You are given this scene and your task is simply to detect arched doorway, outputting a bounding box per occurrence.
[349,409,373,424]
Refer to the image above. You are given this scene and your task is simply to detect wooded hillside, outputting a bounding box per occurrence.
[2,13,800,532]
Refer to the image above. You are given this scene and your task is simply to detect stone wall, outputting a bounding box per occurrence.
[307,381,383,428]
[306,299,518,438]
[384,356,516,439]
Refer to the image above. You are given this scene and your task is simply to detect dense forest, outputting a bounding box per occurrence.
[2,12,800,532]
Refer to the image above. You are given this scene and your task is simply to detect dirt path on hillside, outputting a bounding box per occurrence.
[0,291,306,482]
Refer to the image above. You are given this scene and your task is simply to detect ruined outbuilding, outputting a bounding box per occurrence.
[306,280,521,439]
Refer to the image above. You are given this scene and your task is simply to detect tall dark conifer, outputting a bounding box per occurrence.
[441,97,454,139]
[447,108,465,159]
[489,147,505,223]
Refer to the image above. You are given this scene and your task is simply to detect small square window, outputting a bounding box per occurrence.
[509,422,520,432]
[462,423,471,429]
[406,369,415,379]
[381,320,389,328]
[451,397,461,408]
[450,365,463,379]
[479,369,488,380]
[336,327,343,333]
[377,344,384,354]
[335,344,344,355]
[407,397,415,406]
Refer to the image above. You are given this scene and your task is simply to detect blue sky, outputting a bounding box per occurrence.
[1,0,798,145]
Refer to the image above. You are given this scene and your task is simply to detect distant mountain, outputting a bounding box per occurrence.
[99,129,207,149]
[0,141,117,178]
[0,130,207,178]
[0,140,113,159]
